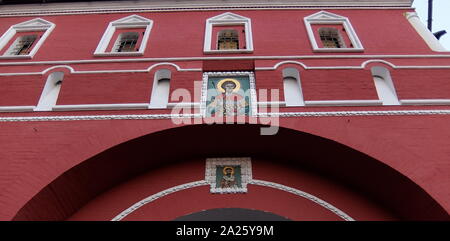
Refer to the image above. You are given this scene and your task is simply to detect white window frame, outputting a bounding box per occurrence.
[0,18,55,59]
[204,12,253,54]
[94,14,153,57]
[304,11,364,52]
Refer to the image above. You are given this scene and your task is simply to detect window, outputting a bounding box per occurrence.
[6,35,38,55]
[218,29,239,50]
[113,32,139,52]
[204,12,253,53]
[0,18,55,59]
[282,68,304,107]
[371,67,400,105]
[318,27,345,48]
[304,11,363,52]
[35,72,64,111]
[94,15,153,56]
[149,69,171,108]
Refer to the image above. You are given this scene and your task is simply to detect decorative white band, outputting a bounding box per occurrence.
[111,180,209,221]
[1,109,450,122]
[249,179,354,221]
[111,179,354,221]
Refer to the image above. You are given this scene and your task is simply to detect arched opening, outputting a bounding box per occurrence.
[35,71,64,111]
[371,66,400,105]
[282,68,304,106]
[12,124,449,221]
[149,69,171,108]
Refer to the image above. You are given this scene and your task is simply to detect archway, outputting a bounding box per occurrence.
[13,124,449,220]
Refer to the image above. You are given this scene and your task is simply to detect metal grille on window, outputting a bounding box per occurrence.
[9,35,37,55]
[114,32,139,52]
[318,27,346,48]
[218,30,239,50]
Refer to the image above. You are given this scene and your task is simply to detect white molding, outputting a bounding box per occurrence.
[249,180,354,221]
[2,55,450,69]
[304,11,364,52]
[405,12,448,52]
[200,71,258,117]
[110,178,354,221]
[258,101,286,107]
[0,0,414,18]
[94,14,153,56]
[0,63,201,76]
[2,110,450,122]
[305,100,383,107]
[4,99,450,113]
[0,106,36,112]
[204,12,253,53]
[0,18,55,59]
[205,157,252,194]
[52,103,150,111]
[400,99,450,106]
[111,180,209,221]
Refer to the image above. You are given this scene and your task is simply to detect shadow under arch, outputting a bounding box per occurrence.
[12,124,449,221]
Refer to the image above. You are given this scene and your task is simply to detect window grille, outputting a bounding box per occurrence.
[318,28,346,48]
[114,32,139,52]
[218,30,239,50]
[9,35,37,55]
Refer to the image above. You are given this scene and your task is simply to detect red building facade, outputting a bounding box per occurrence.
[0,0,449,221]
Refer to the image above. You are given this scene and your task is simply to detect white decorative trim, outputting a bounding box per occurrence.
[94,14,153,56]
[111,180,209,221]
[258,101,286,107]
[200,71,258,117]
[2,110,450,122]
[52,103,150,111]
[304,11,364,52]
[2,56,450,68]
[204,12,253,53]
[405,12,448,52]
[249,180,354,221]
[0,63,201,77]
[0,106,36,112]
[305,100,383,107]
[205,157,252,194]
[0,18,55,59]
[53,103,200,111]
[400,99,450,106]
[110,179,354,221]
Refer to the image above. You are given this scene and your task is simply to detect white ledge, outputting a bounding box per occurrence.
[0,55,32,60]
[258,101,287,107]
[93,52,145,57]
[53,103,149,111]
[400,99,450,106]
[305,100,383,107]
[0,106,35,112]
[204,50,253,54]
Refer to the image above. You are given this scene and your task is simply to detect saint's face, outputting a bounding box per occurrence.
[223,82,236,94]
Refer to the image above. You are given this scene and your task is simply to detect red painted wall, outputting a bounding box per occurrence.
[0,6,449,221]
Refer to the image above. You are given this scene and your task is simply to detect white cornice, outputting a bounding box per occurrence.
[1,109,450,122]
[0,0,413,17]
[1,55,450,68]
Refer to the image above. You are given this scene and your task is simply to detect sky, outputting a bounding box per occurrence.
[412,0,450,50]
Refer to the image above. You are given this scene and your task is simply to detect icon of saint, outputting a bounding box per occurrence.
[220,166,237,188]
[207,78,248,116]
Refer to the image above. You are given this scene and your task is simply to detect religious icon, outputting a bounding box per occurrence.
[206,77,250,117]
[216,165,242,189]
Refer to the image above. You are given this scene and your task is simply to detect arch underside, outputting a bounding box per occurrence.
[13,124,449,221]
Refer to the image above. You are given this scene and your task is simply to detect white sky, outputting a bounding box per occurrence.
[412,0,450,49]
